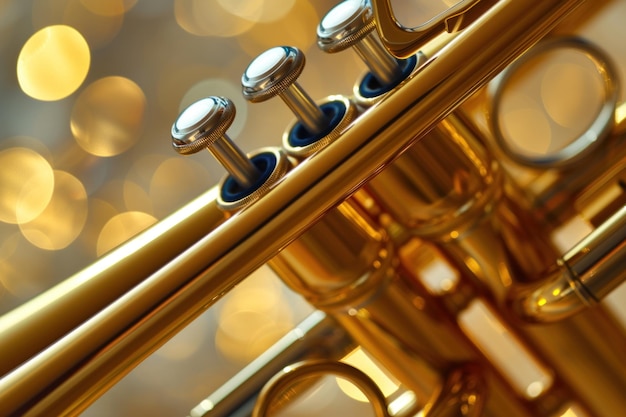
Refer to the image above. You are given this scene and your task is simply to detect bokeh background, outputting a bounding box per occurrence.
[1,0,625,416]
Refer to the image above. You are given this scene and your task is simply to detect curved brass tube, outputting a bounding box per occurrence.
[189,311,354,417]
[252,360,485,417]
[0,187,224,377]
[252,360,392,417]
[512,205,626,322]
[0,0,584,415]
[371,0,498,58]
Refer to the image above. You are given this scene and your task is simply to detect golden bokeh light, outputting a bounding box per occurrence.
[149,157,213,218]
[0,136,53,161]
[127,153,169,189]
[217,0,297,23]
[238,0,319,56]
[0,232,52,300]
[0,148,55,224]
[174,0,256,38]
[215,0,262,22]
[19,170,88,250]
[123,180,153,214]
[79,0,136,16]
[94,179,130,213]
[96,211,157,256]
[71,76,146,157]
[214,266,295,363]
[156,65,222,119]
[79,198,118,256]
[17,25,91,101]
[33,0,124,49]
[214,309,294,364]
[179,78,248,138]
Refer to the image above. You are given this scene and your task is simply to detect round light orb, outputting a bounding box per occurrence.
[17,25,90,101]
[70,76,146,157]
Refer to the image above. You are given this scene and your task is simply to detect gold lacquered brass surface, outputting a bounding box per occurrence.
[8,0,626,416]
[0,186,225,377]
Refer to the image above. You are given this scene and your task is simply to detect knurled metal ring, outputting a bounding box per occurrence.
[242,46,305,103]
[171,96,235,155]
[317,0,376,53]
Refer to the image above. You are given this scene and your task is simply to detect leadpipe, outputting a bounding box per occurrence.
[0,187,224,377]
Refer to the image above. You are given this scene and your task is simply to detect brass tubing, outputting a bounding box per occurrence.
[366,107,626,416]
[486,107,626,228]
[268,200,533,417]
[251,362,487,417]
[0,0,583,414]
[570,205,626,300]
[189,311,354,417]
[0,187,225,378]
[252,361,392,417]
[395,238,595,416]
[371,0,499,59]
[513,206,626,322]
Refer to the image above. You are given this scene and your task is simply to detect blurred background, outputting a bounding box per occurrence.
[0,0,625,416]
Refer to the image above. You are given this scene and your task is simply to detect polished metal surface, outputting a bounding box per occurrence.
[0,0,624,416]
[512,204,626,322]
[372,0,495,58]
[488,36,620,168]
[318,0,401,85]
[252,360,392,417]
[242,46,329,134]
[172,96,260,187]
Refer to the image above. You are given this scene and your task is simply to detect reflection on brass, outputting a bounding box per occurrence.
[513,206,626,322]
[367,105,626,416]
[252,360,392,417]
[487,37,619,169]
[189,311,354,417]
[371,0,498,58]
[4,1,626,417]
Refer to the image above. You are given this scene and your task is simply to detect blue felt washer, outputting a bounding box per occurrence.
[220,151,277,203]
[287,100,347,147]
[358,54,418,99]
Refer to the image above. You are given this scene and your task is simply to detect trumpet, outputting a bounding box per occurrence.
[1,0,625,416]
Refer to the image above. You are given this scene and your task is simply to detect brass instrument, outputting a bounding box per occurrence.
[0,0,625,416]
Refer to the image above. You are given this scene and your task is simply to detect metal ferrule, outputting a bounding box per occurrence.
[564,205,626,301]
[216,147,291,213]
[282,95,358,159]
[513,206,626,322]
